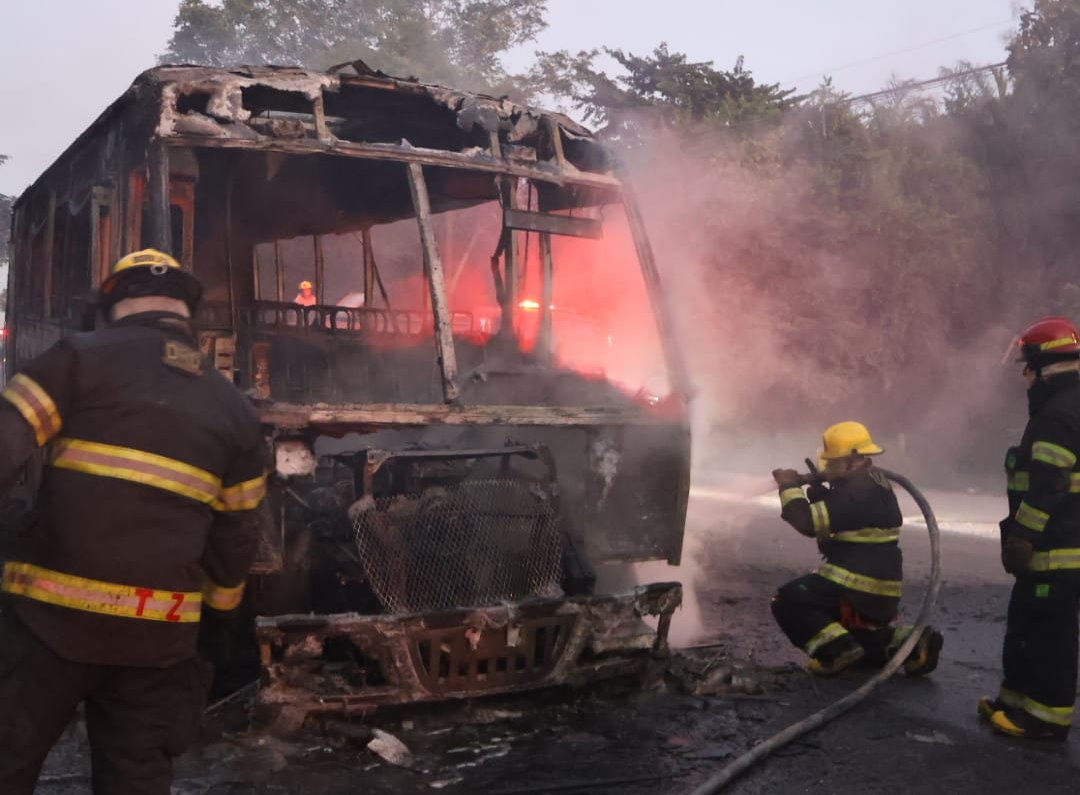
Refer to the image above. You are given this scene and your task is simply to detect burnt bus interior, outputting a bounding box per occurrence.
[8,66,691,707]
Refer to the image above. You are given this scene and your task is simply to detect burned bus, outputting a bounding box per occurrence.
[6,64,691,722]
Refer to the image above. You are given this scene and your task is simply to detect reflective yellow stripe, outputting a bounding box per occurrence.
[831,527,900,544]
[1015,501,1050,532]
[804,622,849,656]
[52,438,222,506]
[1029,548,1080,571]
[1023,697,1073,727]
[998,687,1024,710]
[1008,471,1030,492]
[818,563,902,598]
[1,374,62,446]
[203,579,245,611]
[1040,336,1078,352]
[2,561,201,623]
[780,487,806,508]
[1031,441,1077,469]
[810,502,830,535]
[213,474,267,512]
[1009,471,1080,493]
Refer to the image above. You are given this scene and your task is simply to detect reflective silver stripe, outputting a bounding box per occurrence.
[1015,501,1050,532]
[804,622,849,656]
[831,527,900,544]
[780,487,806,508]
[818,563,902,598]
[1031,441,1077,469]
[810,501,830,535]
[1023,697,1073,727]
[1029,548,1080,571]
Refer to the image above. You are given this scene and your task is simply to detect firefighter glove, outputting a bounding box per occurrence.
[1002,534,1034,576]
[772,468,801,489]
[806,482,830,502]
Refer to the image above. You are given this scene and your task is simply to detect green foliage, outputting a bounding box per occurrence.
[0,155,11,279]
[531,43,799,138]
[162,0,547,96]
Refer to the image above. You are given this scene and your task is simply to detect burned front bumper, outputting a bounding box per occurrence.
[255,582,681,721]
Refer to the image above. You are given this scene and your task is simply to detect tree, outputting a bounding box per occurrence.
[0,155,12,287]
[997,0,1080,303]
[162,0,548,97]
[532,43,799,140]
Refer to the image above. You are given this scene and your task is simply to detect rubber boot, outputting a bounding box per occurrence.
[978,697,1004,722]
[807,636,865,676]
[903,627,943,677]
[990,708,1070,742]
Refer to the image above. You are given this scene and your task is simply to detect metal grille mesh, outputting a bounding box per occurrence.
[353,479,563,614]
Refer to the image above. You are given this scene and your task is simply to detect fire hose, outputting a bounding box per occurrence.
[687,467,942,795]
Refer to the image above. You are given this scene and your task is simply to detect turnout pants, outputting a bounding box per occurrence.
[0,610,210,795]
[999,576,1080,727]
[771,573,903,664]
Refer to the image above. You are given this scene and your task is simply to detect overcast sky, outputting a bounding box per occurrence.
[0,0,1020,196]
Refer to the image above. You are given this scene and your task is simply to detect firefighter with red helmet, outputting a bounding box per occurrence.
[771,421,944,676]
[979,316,1080,741]
[0,249,267,793]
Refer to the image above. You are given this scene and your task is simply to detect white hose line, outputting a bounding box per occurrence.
[687,469,942,794]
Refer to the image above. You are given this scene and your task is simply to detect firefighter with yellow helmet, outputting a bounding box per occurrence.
[770,421,943,676]
[0,250,267,793]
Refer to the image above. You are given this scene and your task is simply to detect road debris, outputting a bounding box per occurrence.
[366,728,414,768]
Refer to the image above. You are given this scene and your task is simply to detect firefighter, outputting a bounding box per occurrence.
[0,249,266,793]
[294,279,316,306]
[770,421,944,676]
[979,316,1080,741]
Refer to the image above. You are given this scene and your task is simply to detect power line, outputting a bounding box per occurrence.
[840,61,1008,105]
[784,18,1016,85]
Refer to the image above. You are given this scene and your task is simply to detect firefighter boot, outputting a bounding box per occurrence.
[903,627,943,676]
[807,636,865,676]
[978,697,1004,722]
[990,708,1070,742]
[979,689,1022,722]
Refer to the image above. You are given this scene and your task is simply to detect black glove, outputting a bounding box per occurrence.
[772,468,801,489]
[1002,535,1034,576]
[806,482,830,502]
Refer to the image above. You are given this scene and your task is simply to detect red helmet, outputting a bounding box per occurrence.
[1017,316,1080,363]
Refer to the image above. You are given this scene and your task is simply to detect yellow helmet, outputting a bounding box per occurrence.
[299,280,314,290]
[820,421,884,461]
[99,249,202,312]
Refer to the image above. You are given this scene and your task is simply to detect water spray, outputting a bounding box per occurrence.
[687,467,942,794]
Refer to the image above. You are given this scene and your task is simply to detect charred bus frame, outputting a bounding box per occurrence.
[7,64,692,721]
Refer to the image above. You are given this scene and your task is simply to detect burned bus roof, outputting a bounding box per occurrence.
[16,63,617,210]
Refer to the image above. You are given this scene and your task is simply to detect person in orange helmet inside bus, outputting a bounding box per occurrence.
[294,280,316,306]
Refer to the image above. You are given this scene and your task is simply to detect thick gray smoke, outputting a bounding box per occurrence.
[621,117,1034,492]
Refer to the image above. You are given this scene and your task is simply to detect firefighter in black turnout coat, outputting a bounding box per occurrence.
[770,421,943,676]
[980,316,1080,741]
[0,250,267,794]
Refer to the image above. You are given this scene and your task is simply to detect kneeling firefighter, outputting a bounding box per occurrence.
[980,316,1080,741]
[0,250,267,794]
[770,421,943,676]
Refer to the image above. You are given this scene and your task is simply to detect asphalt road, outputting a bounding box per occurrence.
[33,477,1080,794]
